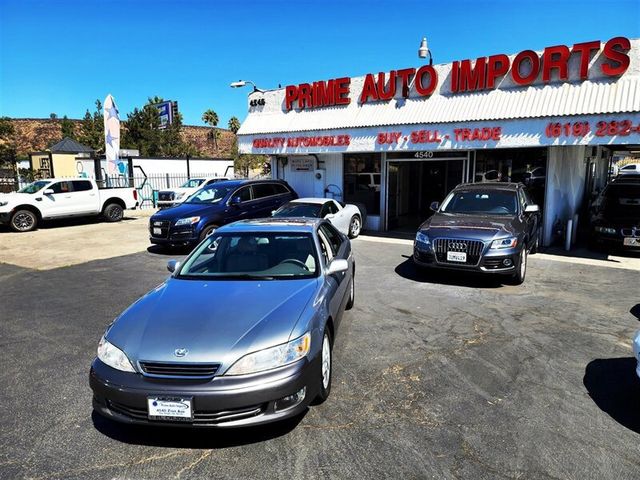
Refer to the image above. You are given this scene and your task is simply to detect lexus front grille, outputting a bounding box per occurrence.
[139,361,220,378]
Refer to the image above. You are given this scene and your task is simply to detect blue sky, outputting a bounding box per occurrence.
[0,0,638,127]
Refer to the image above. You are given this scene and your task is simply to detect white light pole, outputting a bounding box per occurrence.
[229,80,264,93]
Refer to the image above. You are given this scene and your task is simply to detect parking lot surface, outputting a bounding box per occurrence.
[1,222,639,479]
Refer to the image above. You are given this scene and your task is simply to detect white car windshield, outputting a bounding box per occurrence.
[18,181,51,194]
[179,232,318,279]
[441,190,518,215]
[181,179,205,188]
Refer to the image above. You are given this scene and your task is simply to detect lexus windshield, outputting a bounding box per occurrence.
[185,185,233,204]
[273,203,322,218]
[18,181,51,194]
[441,190,518,215]
[179,232,318,279]
[181,179,205,188]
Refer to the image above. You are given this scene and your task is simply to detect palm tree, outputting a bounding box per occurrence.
[202,109,220,151]
[228,116,241,134]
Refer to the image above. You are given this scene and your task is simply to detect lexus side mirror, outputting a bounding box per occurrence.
[430,201,439,212]
[524,204,540,213]
[167,260,180,273]
[43,189,54,195]
[326,258,348,275]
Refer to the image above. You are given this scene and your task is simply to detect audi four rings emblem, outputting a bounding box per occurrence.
[174,348,188,357]
[449,243,467,250]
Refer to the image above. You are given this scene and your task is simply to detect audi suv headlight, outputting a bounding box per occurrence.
[595,226,616,235]
[225,333,311,376]
[97,336,135,372]
[175,216,200,226]
[415,231,430,245]
[490,237,518,249]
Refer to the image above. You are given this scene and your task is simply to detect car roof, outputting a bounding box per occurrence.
[217,217,324,233]
[291,197,333,205]
[454,182,521,191]
[204,178,286,188]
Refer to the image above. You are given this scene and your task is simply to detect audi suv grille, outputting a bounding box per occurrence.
[433,238,484,266]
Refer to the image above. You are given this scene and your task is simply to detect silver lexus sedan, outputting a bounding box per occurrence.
[90,218,355,427]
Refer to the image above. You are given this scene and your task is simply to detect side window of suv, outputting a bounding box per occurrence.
[233,186,252,203]
[273,183,290,195]
[252,183,277,199]
[50,181,72,194]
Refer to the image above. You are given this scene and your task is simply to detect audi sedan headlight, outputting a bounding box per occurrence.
[490,237,518,249]
[225,333,311,376]
[415,231,430,245]
[97,336,135,372]
[175,216,200,226]
[595,226,616,235]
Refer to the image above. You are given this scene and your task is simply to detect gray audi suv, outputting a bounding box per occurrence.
[413,182,541,284]
[90,218,355,427]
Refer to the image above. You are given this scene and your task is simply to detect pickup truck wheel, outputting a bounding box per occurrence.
[199,224,219,242]
[103,203,124,222]
[10,210,38,232]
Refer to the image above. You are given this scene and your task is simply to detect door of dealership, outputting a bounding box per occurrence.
[384,152,470,232]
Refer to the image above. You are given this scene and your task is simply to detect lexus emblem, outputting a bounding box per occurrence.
[174,348,188,357]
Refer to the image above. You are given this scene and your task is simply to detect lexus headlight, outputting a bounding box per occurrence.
[175,193,186,199]
[595,226,616,235]
[0,200,8,207]
[415,231,430,245]
[97,336,135,372]
[175,216,200,226]
[225,332,311,376]
[490,237,518,249]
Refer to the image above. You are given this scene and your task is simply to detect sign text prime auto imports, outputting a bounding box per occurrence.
[282,37,631,111]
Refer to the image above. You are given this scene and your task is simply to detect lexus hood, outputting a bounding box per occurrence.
[106,277,319,373]
[419,213,518,240]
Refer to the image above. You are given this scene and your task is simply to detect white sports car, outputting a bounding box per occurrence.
[273,198,365,238]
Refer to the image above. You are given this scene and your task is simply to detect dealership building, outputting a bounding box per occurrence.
[237,36,640,246]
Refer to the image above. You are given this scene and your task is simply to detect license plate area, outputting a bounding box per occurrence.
[148,396,193,421]
[623,237,640,246]
[447,251,467,262]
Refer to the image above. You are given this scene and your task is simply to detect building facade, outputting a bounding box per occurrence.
[237,36,640,246]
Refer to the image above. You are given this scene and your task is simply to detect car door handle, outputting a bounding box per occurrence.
[89,193,96,196]
[64,195,72,198]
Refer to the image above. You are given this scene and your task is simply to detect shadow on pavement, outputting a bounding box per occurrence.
[631,304,640,321]
[91,409,306,448]
[147,245,192,256]
[583,357,640,435]
[394,257,504,289]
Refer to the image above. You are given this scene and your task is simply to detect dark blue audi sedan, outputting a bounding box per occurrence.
[149,179,298,248]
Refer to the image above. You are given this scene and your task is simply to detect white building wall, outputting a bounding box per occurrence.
[543,146,587,246]
[273,153,343,200]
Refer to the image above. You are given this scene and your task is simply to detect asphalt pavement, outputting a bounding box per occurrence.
[1,234,639,479]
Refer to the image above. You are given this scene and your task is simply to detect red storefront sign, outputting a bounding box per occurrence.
[284,37,631,111]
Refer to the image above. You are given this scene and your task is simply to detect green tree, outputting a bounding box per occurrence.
[121,97,199,157]
[230,138,267,177]
[49,113,58,120]
[228,116,241,134]
[60,115,76,140]
[202,109,220,152]
[78,99,104,153]
[0,117,17,169]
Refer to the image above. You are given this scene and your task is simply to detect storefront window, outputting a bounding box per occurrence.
[344,153,381,215]
[475,148,547,207]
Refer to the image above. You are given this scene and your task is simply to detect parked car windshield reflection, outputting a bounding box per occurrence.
[273,203,322,218]
[185,185,234,204]
[178,232,318,279]
[181,178,205,188]
[441,190,518,215]
[18,181,50,194]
